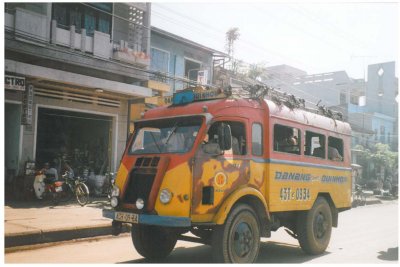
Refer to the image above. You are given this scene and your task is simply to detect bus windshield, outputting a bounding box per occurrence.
[129,116,203,154]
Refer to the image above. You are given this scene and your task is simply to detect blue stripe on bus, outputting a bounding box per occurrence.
[251,157,351,171]
[223,156,351,171]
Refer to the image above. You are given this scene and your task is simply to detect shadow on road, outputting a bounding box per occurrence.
[119,240,329,264]
[378,247,398,261]
[5,197,110,210]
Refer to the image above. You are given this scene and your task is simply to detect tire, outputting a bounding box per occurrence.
[131,224,177,260]
[296,197,332,255]
[58,183,74,203]
[75,183,90,206]
[211,203,260,263]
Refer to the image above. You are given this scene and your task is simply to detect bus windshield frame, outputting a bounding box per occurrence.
[129,116,204,155]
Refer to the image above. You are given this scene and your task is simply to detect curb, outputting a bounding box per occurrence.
[365,199,382,205]
[5,223,131,249]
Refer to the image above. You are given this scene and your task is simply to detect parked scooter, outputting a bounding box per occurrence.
[33,162,90,206]
[33,162,66,204]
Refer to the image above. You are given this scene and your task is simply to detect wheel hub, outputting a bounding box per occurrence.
[314,212,327,239]
[233,222,253,257]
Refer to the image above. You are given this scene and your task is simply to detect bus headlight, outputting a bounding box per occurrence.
[136,198,145,210]
[110,197,118,207]
[160,189,173,204]
[111,185,120,197]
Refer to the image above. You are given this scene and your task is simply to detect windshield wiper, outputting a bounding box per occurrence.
[164,122,179,146]
[148,131,162,153]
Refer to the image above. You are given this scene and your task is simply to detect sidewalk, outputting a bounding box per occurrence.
[4,197,129,249]
[3,194,391,249]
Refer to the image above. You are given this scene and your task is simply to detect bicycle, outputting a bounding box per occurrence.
[61,171,90,206]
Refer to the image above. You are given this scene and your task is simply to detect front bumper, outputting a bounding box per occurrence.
[102,209,191,228]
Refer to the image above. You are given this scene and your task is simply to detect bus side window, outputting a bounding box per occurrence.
[208,121,246,155]
[328,136,344,161]
[305,131,325,159]
[274,124,300,154]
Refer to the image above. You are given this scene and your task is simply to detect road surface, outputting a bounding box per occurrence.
[5,201,398,263]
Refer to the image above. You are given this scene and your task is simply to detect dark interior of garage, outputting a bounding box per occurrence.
[36,108,112,177]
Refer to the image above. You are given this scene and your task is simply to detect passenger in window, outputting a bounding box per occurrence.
[328,140,343,161]
[312,136,325,158]
[231,136,240,155]
[278,128,298,153]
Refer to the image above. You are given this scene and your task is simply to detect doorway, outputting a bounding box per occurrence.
[35,107,113,177]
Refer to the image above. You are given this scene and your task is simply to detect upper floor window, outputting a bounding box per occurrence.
[340,92,347,104]
[5,3,47,15]
[150,47,169,74]
[273,124,300,155]
[52,3,112,36]
[185,58,201,82]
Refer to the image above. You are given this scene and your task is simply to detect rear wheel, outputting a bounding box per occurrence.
[212,203,260,263]
[131,224,177,260]
[296,197,332,255]
[75,183,90,206]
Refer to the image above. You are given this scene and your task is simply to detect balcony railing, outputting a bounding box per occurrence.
[5,7,149,68]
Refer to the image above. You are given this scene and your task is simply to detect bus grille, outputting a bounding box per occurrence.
[123,157,159,207]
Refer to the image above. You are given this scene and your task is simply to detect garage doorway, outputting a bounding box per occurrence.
[35,107,113,178]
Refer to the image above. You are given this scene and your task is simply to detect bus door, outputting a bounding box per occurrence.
[191,119,249,221]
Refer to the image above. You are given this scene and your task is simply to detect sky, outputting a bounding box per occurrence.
[151,1,399,79]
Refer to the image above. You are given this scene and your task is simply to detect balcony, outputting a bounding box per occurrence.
[112,43,150,67]
[5,8,149,68]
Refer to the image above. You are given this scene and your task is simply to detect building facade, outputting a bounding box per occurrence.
[365,62,398,150]
[127,26,225,130]
[263,63,398,151]
[4,2,153,194]
[150,26,219,92]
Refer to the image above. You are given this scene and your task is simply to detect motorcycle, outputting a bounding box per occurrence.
[33,167,67,204]
[33,166,90,206]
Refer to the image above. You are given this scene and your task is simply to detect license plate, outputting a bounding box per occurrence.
[55,186,63,192]
[115,212,138,224]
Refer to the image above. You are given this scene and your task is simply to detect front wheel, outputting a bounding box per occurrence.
[131,225,177,260]
[296,197,333,255]
[75,183,90,206]
[211,203,260,263]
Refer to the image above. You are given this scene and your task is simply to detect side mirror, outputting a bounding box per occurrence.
[218,123,232,151]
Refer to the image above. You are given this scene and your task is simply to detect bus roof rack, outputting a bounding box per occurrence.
[166,85,343,121]
[231,84,344,121]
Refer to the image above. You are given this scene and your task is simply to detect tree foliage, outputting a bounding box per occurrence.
[354,143,398,180]
[225,27,240,58]
[247,62,267,80]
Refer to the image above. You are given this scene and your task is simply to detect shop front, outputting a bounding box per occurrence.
[35,107,113,184]
[4,76,147,200]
